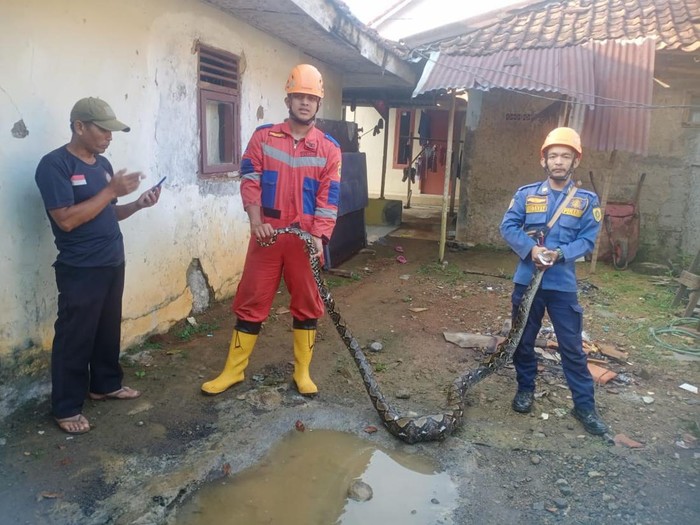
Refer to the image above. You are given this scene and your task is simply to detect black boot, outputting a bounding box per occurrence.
[511,390,534,413]
[571,407,609,435]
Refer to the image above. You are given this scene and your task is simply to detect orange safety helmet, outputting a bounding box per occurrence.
[540,127,582,159]
[285,64,324,99]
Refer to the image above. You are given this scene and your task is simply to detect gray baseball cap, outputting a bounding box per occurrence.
[70,97,130,132]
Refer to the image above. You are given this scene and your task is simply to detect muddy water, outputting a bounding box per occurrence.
[175,429,457,525]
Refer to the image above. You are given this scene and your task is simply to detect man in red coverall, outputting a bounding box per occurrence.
[202,64,342,396]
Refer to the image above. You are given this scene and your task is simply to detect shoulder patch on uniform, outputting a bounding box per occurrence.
[508,198,514,210]
[323,133,340,148]
[593,207,602,222]
[255,123,274,131]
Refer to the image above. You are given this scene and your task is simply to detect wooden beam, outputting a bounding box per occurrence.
[439,93,457,262]
[590,150,617,274]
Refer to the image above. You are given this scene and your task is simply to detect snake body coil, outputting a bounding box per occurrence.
[261,228,543,444]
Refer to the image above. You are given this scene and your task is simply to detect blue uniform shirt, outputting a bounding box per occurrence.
[500,179,602,292]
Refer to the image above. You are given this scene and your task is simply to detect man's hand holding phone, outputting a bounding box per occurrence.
[136,176,165,209]
[152,176,166,190]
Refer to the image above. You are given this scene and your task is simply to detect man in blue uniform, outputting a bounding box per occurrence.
[500,127,608,435]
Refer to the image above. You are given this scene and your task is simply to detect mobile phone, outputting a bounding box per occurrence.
[153,176,166,189]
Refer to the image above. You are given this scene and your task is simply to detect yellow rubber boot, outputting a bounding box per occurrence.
[201,330,257,395]
[293,328,318,395]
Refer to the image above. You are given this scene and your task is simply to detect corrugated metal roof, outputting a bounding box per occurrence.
[414,38,656,154]
[432,0,700,56]
[581,38,655,154]
[413,45,596,105]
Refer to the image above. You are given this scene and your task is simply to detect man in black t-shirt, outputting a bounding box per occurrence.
[35,97,161,434]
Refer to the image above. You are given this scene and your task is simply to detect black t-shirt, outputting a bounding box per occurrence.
[35,145,124,267]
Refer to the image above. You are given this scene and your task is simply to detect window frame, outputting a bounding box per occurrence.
[197,44,241,177]
[392,108,415,168]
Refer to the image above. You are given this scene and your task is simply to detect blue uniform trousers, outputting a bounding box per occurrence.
[51,263,125,418]
[511,285,595,411]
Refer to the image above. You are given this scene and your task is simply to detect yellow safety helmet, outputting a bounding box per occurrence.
[285,64,324,99]
[541,127,582,158]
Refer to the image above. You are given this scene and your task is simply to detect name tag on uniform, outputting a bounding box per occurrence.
[269,131,285,138]
[70,174,87,186]
[562,196,588,217]
[525,195,547,213]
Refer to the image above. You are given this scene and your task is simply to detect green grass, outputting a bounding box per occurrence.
[323,274,361,289]
[417,261,465,284]
[324,278,343,288]
[177,322,220,341]
[141,340,163,351]
[591,270,676,318]
[587,267,688,362]
[681,419,700,439]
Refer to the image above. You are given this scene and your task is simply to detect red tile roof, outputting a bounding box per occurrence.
[436,0,700,56]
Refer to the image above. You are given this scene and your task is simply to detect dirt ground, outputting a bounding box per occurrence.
[1,207,699,524]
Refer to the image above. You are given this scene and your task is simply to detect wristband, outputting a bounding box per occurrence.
[555,247,564,262]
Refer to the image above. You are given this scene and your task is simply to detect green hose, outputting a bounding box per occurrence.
[648,318,700,356]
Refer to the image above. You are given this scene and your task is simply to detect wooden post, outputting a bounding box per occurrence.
[379,112,390,200]
[456,90,482,243]
[672,247,700,310]
[439,93,457,262]
[590,150,617,274]
[450,115,467,217]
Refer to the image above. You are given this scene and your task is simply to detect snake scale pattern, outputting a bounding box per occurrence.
[260,228,544,444]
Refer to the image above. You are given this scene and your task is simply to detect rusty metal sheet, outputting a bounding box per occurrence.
[414,38,655,155]
[581,38,655,155]
[413,46,596,106]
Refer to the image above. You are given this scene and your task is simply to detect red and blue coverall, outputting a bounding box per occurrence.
[232,121,342,324]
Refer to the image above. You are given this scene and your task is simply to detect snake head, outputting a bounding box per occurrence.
[537,251,554,266]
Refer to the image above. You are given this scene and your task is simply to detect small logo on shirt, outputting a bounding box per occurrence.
[70,174,87,186]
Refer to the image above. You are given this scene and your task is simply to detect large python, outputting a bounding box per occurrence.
[259,227,545,444]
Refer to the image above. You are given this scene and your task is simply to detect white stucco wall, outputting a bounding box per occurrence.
[0,0,342,382]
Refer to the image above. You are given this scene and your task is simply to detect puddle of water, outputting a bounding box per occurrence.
[175,429,457,525]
